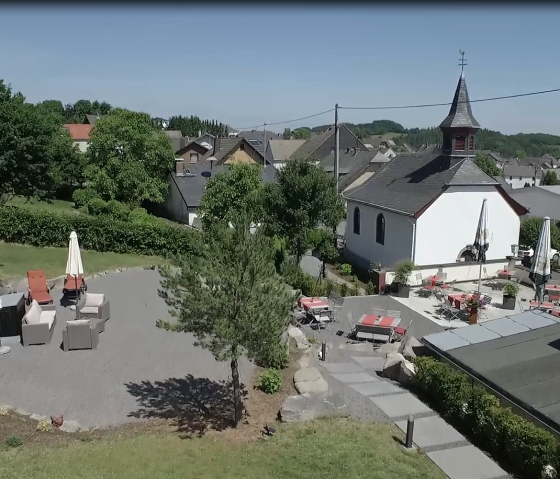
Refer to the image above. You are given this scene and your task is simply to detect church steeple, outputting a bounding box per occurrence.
[439,51,480,157]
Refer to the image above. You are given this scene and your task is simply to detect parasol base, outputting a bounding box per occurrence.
[0,346,11,355]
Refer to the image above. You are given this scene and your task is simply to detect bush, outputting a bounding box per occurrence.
[365,281,376,295]
[87,197,108,216]
[5,436,23,448]
[105,200,131,221]
[258,368,282,394]
[338,282,348,297]
[36,419,52,432]
[0,206,198,258]
[413,357,560,478]
[72,188,100,209]
[281,262,315,297]
[340,263,352,276]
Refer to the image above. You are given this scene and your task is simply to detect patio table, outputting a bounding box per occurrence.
[298,297,329,311]
[497,269,515,280]
[448,293,466,309]
[358,314,401,328]
[427,275,444,286]
[529,300,554,310]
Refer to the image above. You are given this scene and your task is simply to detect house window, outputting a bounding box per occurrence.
[376,213,385,245]
[455,136,465,151]
[353,207,360,235]
[468,136,474,150]
[190,153,198,164]
[240,143,245,151]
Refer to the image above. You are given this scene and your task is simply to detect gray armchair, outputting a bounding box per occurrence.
[21,300,57,346]
[77,293,110,332]
[62,320,100,351]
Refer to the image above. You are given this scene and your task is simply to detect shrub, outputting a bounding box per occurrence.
[258,368,282,394]
[413,357,560,478]
[281,263,315,297]
[340,263,352,276]
[0,406,8,416]
[0,206,198,258]
[80,435,93,443]
[503,281,520,298]
[324,279,336,296]
[254,337,289,370]
[394,260,415,285]
[5,436,23,448]
[86,198,108,217]
[72,188,100,209]
[105,200,131,221]
[365,281,376,295]
[339,282,348,297]
[36,419,52,432]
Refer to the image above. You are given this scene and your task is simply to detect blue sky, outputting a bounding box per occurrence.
[1,6,559,135]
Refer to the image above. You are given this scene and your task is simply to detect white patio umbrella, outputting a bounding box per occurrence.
[529,217,551,304]
[473,199,490,293]
[65,231,84,319]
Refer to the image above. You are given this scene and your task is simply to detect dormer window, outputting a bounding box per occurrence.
[455,136,465,151]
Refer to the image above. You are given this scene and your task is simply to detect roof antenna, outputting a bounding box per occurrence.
[458,49,467,77]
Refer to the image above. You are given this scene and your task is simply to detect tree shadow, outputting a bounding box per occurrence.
[125,375,248,438]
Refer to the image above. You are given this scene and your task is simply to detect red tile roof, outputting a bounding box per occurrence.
[63,124,93,141]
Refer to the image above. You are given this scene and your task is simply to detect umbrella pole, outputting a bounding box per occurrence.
[477,262,483,294]
[75,274,79,321]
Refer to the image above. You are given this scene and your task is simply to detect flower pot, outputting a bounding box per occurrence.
[503,295,516,310]
[396,284,410,298]
[469,307,478,325]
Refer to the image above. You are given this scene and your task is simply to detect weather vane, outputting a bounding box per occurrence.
[458,50,467,73]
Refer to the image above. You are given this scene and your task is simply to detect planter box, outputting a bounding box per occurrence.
[396,284,410,298]
[503,295,516,310]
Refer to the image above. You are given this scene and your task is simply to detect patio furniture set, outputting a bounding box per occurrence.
[437,291,493,322]
[415,272,457,298]
[0,270,110,352]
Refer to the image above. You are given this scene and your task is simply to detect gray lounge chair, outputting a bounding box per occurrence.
[62,319,100,351]
[21,300,57,346]
[77,293,110,332]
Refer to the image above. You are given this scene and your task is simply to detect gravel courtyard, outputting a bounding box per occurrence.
[0,269,255,431]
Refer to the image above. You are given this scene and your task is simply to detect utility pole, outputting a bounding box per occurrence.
[334,104,340,193]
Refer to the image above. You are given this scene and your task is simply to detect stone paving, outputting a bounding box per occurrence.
[0,269,254,431]
[318,355,510,479]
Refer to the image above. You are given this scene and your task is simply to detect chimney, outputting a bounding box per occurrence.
[175,159,183,176]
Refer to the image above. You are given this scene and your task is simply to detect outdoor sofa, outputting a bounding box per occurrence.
[21,300,57,346]
[62,319,100,351]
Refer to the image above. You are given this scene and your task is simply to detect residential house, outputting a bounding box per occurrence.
[153,117,170,129]
[63,124,93,152]
[508,186,560,228]
[160,137,274,226]
[165,130,187,154]
[289,124,367,162]
[84,114,100,125]
[363,137,397,151]
[379,147,397,159]
[343,73,528,270]
[265,139,307,169]
[503,165,542,189]
[238,130,282,157]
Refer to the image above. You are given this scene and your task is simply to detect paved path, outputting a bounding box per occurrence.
[319,356,511,479]
[0,270,254,431]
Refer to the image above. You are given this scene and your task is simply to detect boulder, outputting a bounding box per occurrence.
[287,325,305,339]
[14,408,31,416]
[59,420,81,433]
[397,359,416,385]
[381,352,406,381]
[279,393,349,423]
[297,346,318,369]
[294,367,329,394]
[378,341,401,356]
[398,335,426,360]
[29,413,48,422]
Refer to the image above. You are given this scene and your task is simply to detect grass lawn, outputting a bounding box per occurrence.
[5,196,77,214]
[0,243,164,279]
[0,419,446,479]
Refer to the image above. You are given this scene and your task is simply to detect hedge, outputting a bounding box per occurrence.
[413,357,560,478]
[0,206,198,258]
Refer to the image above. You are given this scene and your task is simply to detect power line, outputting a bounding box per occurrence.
[338,87,560,110]
[231,108,334,131]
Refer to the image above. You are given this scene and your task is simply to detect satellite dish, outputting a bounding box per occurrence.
[201,171,212,178]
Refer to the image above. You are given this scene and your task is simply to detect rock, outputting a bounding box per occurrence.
[297,346,318,369]
[287,325,305,339]
[294,367,329,394]
[29,414,48,421]
[0,404,14,411]
[59,420,81,433]
[381,352,406,381]
[378,341,401,356]
[397,360,416,385]
[279,393,349,423]
[296,340,311,350]
[14,408,31,416]
[398,335,426,360]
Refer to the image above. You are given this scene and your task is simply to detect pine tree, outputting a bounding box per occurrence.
[157,217,293,426]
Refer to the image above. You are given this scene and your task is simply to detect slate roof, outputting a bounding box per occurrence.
[165,130,185,153]
[268,139,307,162]
[322,149,377,174]
[85,114,100,125]
[439,74,481,129]
[503,165,543,178]
[344,154,498,216]
[237,130,281,156]
[509,187,560,221]
[289,127,334,160]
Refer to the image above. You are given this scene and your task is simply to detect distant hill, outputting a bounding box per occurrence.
[306,119,560,158]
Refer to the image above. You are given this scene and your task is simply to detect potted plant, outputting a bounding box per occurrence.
[464,294,482,325]
[393,260,415,298]
[503,281,519,311]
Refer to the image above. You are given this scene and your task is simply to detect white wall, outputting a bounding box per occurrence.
[415,186,520,266]
[506,175,540,189]
[345,200,414,269]
[75,140,88,152]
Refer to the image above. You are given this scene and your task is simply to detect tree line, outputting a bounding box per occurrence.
[35,99,113,124]
[167,115,228,138]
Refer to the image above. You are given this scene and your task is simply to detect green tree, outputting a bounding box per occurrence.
[475,153,503,177]
[35,100,65,124]
[520,216,560,251]
[49,128,86,187]
[85,108,175,205]
[308,228,338,277]
[157,217,293,426]
[282,128,291,140]
[198,164,264,230]
[262,159,345,262]
[0,80,62,203]
[542,170,560,186]
[292,128,311,140]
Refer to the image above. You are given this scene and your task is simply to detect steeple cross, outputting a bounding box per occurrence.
[458,50,467,73]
